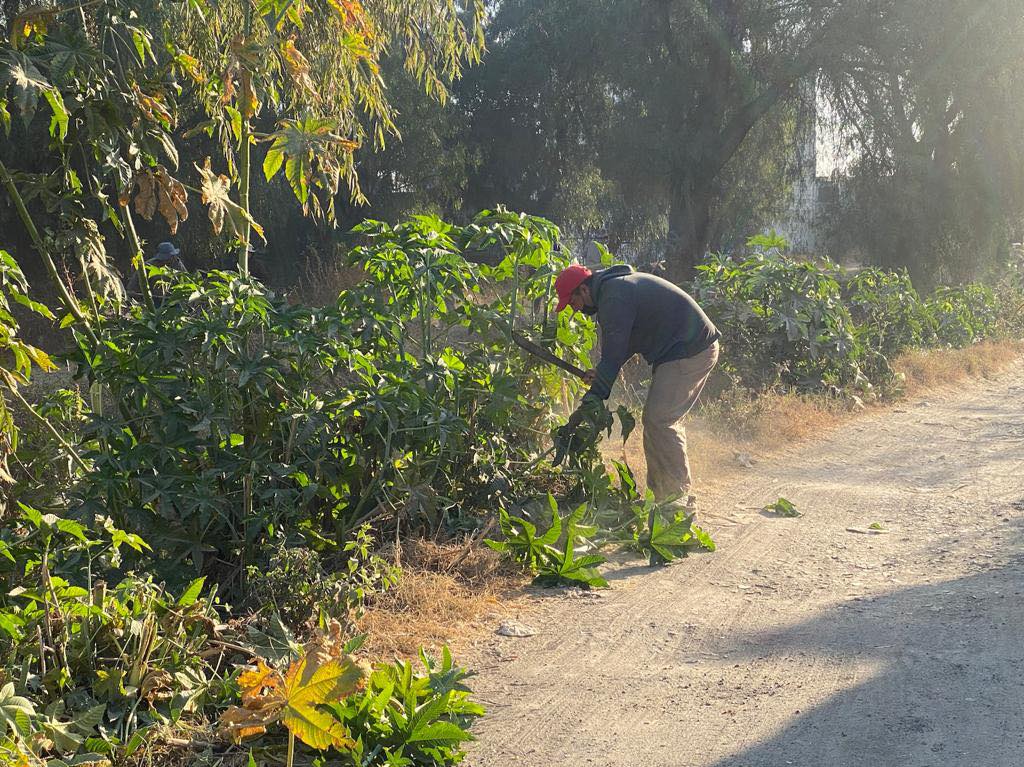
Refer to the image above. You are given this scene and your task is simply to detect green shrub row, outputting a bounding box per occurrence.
[4,209,710,766]
[693,233,1022,393]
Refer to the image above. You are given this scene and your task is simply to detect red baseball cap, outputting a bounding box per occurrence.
[554,264,592,312]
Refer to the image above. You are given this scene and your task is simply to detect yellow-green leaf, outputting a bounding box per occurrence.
[263,142,285,181]
[280,654,364,750]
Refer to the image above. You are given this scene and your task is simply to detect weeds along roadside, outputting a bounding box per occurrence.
[3,222,1024,766]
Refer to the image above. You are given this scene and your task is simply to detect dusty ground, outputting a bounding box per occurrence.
[465,359,1024,767]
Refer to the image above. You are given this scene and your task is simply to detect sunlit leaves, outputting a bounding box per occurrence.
[763,497,801,517]
[220,635,367,750]
[8,5,57,49]
[487,496,607,588]
[279,38,315,97]
[646,512,715,563]
[55,219,124,303]
[169,0,485,217]
[130,83,172,128]
[327,0,373,37]
[221,35,264,117]
[258,0,306,30]
[0,683,35,739]
[262,118,356,219]
[0,51,66,135]
[196,158,266,242]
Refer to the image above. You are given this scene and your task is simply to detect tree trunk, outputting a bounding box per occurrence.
[665,178,714,286]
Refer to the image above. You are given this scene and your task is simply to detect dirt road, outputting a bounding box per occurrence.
[466,363,1024,767]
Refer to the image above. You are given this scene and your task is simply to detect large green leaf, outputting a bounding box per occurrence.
[407,720,473,747]
[0,682,35,737]
[0,51,65,136]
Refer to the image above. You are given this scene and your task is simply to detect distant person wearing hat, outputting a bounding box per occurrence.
[554,263,720,507]
[126,241,186,304]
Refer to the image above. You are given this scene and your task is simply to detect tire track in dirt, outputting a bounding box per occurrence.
[465,362,1024,767]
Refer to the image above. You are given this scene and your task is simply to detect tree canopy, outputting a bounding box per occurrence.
[3,0,1024,294]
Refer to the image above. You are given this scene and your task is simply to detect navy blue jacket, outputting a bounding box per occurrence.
[585,265,719,400]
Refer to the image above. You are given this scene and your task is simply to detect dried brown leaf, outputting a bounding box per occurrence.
[154,167,189,235]
[238,659,283,707]
[281,38,316,97]
[133,172,157,221]
[195,158,266,242]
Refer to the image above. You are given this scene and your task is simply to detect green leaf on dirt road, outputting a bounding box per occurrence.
[763,498,801,517]
[647,512,715,563]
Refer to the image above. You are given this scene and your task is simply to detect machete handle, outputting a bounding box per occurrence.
[510,331,589,381]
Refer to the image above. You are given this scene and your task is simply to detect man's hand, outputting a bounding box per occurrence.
[582,368,596,386]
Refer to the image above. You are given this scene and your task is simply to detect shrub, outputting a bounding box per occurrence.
[926,283,1000,347]
[65,210,593,593]
[693,235,1017,395]
[693,239,865,391]
[0,507,230,766]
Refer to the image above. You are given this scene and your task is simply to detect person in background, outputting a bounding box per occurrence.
[125,241,186,304]
[554,263,720,510]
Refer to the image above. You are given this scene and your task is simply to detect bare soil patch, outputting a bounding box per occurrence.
[465,353,1024,766]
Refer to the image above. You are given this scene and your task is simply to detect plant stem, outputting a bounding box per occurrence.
[286,730,295,767]
[123,204,157,312]
[0,158,98,347]
[5,381,90,473]
[239,119,252,276]
[238,1,254,276]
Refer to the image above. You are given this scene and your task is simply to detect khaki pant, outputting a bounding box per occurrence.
[642,341,719,501]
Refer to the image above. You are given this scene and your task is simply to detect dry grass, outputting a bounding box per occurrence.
[608,339,1024,497]
[893,339,1023,396]
[288,256,366,307]
[357,540,530,661]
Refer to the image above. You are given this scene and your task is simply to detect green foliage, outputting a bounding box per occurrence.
[486,496,607,589]
[459,0,890,279]
[644,512,715,565]
[926,284,1000,348]
[763,498,801,517]
[484,496,563,573]
[0,506,232,765]
[825,0,1024,284]
[246,527,400,631]
[843,267,933,381]
[326,647,484,766]
[694,238,1019,395]
[694,246,864,391]
[602,462,715,565]
[0,0,184,306]
[59,210,591,593]
[0,249,56,494]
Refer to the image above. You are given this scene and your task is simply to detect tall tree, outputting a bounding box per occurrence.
[823,0,1024,283]
[463,0,889,281]
[157,0,485,273]
[0,0,487,305]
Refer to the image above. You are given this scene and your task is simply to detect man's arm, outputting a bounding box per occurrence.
[585,280,637,400]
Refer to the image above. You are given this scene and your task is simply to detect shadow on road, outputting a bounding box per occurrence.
[708,519,1024,767]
